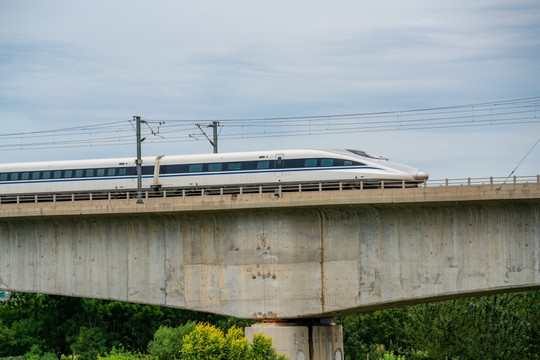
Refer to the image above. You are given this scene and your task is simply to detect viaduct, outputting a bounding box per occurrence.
[1,178,539,359]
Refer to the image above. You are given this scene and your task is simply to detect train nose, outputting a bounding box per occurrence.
[414,170,429,181]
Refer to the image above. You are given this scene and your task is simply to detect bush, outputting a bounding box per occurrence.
[97,347,151,360]
[181,323,287,360]
[381,352,406,360]
[24,345,57,360]
[147,322,196,360]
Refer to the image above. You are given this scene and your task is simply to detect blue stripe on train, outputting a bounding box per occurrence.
[0,166,382,186]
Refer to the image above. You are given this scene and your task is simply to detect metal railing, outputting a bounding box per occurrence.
[424,175,540,187]
[1,175,538,205]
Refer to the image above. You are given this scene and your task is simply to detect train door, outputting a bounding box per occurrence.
[274,154,285,178]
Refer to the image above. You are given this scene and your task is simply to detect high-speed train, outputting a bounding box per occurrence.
[0,149,428,196]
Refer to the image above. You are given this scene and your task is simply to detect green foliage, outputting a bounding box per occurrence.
[222,326,250,360]
[0,293,247,357]
[8,319,43,356]
[338,290,540,360]
[405,300,462,358]
[97,347,151,360]
[147,322,196,360]
[181,323,287,360]
[337,307,409,359]
[249,333,287,360]
[70,327,108,360]
[381,351,405,360]
[406,294,533,359]
[0,321,16,356]
[23,345,57,360]
[520,290,540,358]
[1,290,539,359]
[181,323,226,360]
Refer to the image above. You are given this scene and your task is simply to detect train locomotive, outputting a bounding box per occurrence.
[0,149,428,196]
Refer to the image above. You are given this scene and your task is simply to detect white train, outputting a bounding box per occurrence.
[0,149,428,196]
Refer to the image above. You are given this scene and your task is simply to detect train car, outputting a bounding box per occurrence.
[0,149,428,196]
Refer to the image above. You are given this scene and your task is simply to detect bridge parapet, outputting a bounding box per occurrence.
[0,176,539,218]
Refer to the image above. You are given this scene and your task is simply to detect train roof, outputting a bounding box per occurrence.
[0,149,374,171]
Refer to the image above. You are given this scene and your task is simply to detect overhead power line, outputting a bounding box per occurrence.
[497,137,540,190]
[0,96,538,152]
[0,121,129,138]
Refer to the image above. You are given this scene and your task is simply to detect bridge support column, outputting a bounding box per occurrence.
[245,319,343,360]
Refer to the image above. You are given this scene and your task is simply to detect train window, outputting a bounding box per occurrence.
[53,170,62,179]
[85,169,95,177]
[344,160,353,166]
[257,161,270,169]
[65,170,73,178]
[320,159,334,167]
[240,161,254,170]
[107,168,116,176]
[228,162,242,171]
[284,159,302,169]
[10,173,19,181]
[142,166,153,175]
[0,173,7,181]
[43,171,51,179]
[21,172,30,180]
[304,159,317,167]
[208,163,222,172]
[96,169,105,177]
[75,169,84,177]
[167,165,183,174]
[32,172,40,180]
[188,164,203,172]
[118,168,127,176]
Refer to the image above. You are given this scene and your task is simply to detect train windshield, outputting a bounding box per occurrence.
[346,149,388,161]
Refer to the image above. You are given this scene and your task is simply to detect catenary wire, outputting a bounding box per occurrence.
[0,97,538,151]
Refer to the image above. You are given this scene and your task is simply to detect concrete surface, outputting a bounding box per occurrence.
[0,183,538,319]
[245,322,343,360]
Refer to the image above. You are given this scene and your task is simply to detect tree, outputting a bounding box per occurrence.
[181,323,287,360]
[338,291,540,359]
[249,333,286,360]
[0,321,15,356]
[181,323,227,360]
[456,295,531,359]
[147,322,196,360]
[24,345,57,360]
[405,294,533,359]
[0,292,253,357]
[337,307,410,359]
[223,326,250,360]
[70,327,108,360]
[97,347,150,360]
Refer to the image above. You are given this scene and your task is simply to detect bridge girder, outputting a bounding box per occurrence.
[0,192,538,319]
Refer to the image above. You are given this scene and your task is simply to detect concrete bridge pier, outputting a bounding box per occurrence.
[245,319,343,360]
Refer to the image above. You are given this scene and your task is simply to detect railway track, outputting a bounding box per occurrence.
[1,176,538,205]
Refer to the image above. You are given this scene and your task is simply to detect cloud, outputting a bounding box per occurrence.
[0,0,538,178]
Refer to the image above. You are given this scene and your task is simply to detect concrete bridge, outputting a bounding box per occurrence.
[1,176,539,359]
[1,176,539,320]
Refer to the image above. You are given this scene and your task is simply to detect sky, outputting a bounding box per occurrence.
[0,0,539,180]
